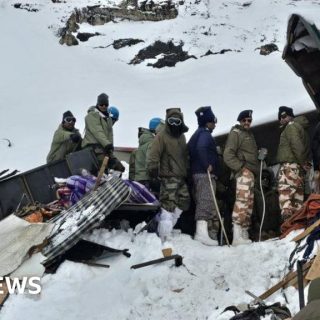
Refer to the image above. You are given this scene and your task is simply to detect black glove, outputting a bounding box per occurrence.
[104,144,114,155]
[70,133,81,143]
[148,167,159,179]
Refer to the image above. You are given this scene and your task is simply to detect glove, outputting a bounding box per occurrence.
[149,167,159,179]
[104,144,114,155]
[70,133,81,143]
[114,161,125,173]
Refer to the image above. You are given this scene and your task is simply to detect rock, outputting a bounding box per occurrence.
[130,40,196,68]
[259,43,279,55]
[76,32,100,42]
[59,33,79,46]
[13,3,39,12]
[112,39,144,49]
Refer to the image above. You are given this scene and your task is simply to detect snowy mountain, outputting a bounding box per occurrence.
[1,0,319,171]
[0,1,319,319]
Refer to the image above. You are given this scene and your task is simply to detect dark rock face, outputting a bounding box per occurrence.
[259,43,279,55]
[201,49,236,57]
[13,3,39,12]
[130,41,196,68]
[112,39,144,49]
[76,32,100,42]
[59,2,178,45]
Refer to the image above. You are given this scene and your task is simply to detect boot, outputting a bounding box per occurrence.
[232,224,252,246]
[172,207,183,227]
[194,220,218,246]
[157,208,174,243]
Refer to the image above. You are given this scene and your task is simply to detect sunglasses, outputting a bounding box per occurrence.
[241,118,252,123]
[64,117,76,123]
[167,117,182,126]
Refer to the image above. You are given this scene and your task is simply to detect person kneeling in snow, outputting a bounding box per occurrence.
[188,106,220,246]
[147,108,190,243]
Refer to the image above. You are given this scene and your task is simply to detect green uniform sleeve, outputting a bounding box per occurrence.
[223,130,243,172]
[86,113,112,148]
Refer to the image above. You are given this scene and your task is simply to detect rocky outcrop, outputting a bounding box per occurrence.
[130,41,196,68]
[112,39,144,49]
[258,43,279,55]
[77,32,101,42]
[59,1,178,45]
[13,3,39,12]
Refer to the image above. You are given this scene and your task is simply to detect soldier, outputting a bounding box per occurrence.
[188,106,220,246]
[147,108,190,242]
[129,117,163,187]
[276,106,311,221]
[223,110,259,245]
[47,110,82,163]
[82,93,124,172]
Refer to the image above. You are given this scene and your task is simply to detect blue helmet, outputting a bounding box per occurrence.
[108,106,119,121]
[149,117,162,131]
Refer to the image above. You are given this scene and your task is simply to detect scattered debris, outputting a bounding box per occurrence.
[1,138,12,147]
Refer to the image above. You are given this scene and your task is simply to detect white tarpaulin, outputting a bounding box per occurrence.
[0,215,53,276]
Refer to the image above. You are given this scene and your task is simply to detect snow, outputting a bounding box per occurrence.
[0,1,320,319]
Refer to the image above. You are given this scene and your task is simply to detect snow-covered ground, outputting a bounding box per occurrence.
[0,1,319,319]
[1,228,304,320]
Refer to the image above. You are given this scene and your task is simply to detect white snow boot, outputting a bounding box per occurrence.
[172,207,183,227]
[232,224,252,246]
[157,208,174,243]
[194,220,218,246]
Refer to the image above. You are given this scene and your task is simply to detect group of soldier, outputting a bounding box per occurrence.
[47,93,315,247]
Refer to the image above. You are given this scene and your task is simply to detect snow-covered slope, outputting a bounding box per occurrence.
[1,0,319,171]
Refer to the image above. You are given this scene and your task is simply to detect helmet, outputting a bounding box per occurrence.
[108,106,119,121]
[149,117,162,131]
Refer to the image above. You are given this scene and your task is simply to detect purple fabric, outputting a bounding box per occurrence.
[123,180,159,205]
[66,175,96,205]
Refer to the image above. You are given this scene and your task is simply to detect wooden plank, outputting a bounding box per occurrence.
[306,251,320,280]
[292,219,320,242]
[0,280,9,308]
[259,259,313,300]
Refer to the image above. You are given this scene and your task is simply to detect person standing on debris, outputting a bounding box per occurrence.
[188,106,220,246]
[129,118,164,186]
[291,277,320,320]
[276,106,311,221]
[47,111,82,163]
[82,93,125,172]
[223,110,259,245]
[147,108,190,243]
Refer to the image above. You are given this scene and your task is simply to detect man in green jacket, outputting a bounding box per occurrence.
[47,111,82,163]
[276,106,311,221]
[147,108,190,242]
[223,110,259,246]
[291,277,320,320]
[130,118,163,186]
[82,93,124,172]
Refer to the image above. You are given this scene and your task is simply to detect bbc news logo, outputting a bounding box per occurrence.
[0,277,41,294]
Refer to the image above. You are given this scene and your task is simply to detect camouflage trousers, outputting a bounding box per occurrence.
[278,162,304,219]
[232,169,255,228]
[193,173,218,224]
[160,177,190,212]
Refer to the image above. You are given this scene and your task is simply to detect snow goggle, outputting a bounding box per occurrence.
[167,117,182,126]
[64,117,76,123]
[241,118,252,123]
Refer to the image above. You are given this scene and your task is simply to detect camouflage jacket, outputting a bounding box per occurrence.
[46,124,81,163]
[276,116,311,165]
[223,124,259,176]
[82,106,113,149]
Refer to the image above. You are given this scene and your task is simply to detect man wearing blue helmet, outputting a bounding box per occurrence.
[129,117,164,189]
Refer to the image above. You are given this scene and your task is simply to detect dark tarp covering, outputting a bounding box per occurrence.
[283,14,320,110]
